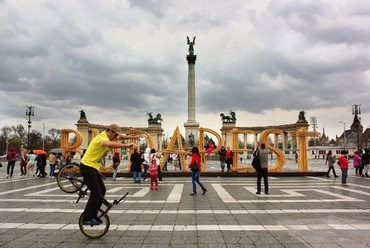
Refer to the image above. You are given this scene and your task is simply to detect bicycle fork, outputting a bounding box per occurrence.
[96,191,130,221]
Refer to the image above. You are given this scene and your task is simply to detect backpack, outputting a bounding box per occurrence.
[251,151,261,171]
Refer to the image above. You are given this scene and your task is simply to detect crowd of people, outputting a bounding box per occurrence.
[6,130,369,224]
[325,148,370,186]
[4,145,70,179]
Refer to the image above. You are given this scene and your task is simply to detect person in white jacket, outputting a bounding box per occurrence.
[142,148,151,181]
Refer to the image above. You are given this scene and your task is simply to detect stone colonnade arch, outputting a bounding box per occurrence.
[72,114,319,172]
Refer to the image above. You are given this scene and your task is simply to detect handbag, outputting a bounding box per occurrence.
[113,162,120,169]
[190,160,199,172]
[251,151,261,171]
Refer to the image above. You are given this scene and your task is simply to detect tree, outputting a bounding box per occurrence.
[11,124,27,144]
[29,129,43,149]
[0,126,12,154]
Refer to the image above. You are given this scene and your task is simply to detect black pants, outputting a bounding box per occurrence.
[257,168,268,193]
[359,164,364,176]
[143,164,148,180]
[38,166,47,177]
[327,166,337,176]
[7,160,16,177]
[80,163,106,220]
[226,158,232,172]
[157,166,162,182]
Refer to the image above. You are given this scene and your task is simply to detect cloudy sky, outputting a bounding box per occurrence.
[1,0,369,141]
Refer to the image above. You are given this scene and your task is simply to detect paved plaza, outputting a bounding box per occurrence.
[0,160,370,247]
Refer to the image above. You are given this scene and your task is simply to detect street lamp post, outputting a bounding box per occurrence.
[25,106,35,149]
[340,121,346,151]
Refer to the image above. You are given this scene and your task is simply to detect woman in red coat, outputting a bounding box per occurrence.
[338,150,349,186]
[188,147,207,196]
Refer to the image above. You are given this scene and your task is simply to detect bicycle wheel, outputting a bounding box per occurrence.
[79,209,110,239]
[57,163,84,193]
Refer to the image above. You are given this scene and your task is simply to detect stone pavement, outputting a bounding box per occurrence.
[0,160,370,247]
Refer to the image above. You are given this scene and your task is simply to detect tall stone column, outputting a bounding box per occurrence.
[184,36,199,148]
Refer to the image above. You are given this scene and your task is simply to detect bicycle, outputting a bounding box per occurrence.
[57,162,129,239]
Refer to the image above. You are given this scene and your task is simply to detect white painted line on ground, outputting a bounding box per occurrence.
[2,208,368,214]
[0,182,56,196]
[212,183,238,203]
[166,184,183,203]
[0,223,369,231]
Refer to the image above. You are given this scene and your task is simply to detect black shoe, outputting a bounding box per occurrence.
[93,216,103,224]
[256,192,261,195]
[190,192,196,195]
[265,192,268,195]
[202,189,207,195]
[326,175,330,177]
[334,175,338,178]
[83,218,101,226]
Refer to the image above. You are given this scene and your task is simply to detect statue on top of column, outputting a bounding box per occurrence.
[187,36,196,56]
[79,109,87,119]
[298,110,306,122]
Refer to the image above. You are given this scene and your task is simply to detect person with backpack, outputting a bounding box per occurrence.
[255,143,269,195]
[325,150,338,178]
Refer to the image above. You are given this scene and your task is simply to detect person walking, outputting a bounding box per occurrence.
[48,153,57,178]
[79,124,139,226]
[18,145,28,176]
[112,152,120,181]
[361,149,370,177]
[25,150,37,178]
[218,146,226,172]
[353,151,361,176]
[36,154,47,177]
[225,146,233,172]
[255,143,269,195]
[326,150,338,178]
[130,148,142,183]
[6,147,17,179]
[188,146,207,196]
[338,150,349,186]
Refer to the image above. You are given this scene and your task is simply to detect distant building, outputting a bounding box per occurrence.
[308,113,369,158]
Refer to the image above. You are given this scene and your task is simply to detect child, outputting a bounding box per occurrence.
[149,158,158,190]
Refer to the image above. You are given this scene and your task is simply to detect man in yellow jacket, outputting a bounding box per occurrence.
[80,123,140,225]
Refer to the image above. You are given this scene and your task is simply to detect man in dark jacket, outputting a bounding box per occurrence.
[361,149,370,177]
[256,143,269,195]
